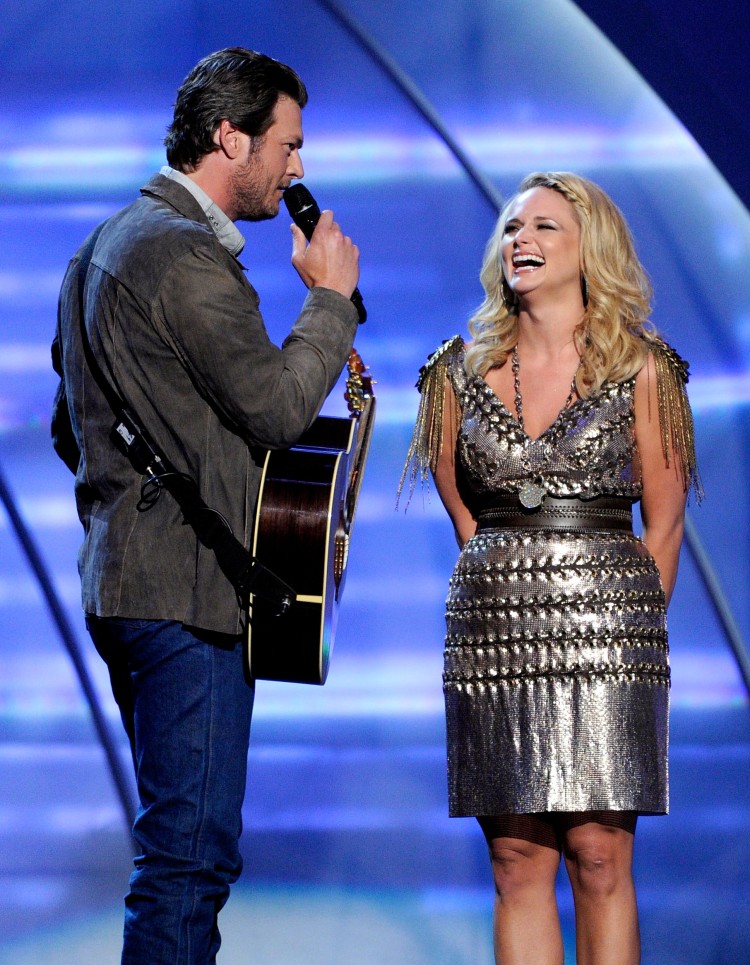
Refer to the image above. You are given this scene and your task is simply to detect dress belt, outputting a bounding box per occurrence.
[475,495,634,533]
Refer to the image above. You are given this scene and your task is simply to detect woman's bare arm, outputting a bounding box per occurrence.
[634,352,689,605]
[432,376,477,548]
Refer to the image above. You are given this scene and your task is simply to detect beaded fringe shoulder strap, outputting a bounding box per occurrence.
[397,334,464,506]
[650,336,703,501]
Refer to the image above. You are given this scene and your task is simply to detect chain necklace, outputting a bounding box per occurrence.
[512,344,580,508]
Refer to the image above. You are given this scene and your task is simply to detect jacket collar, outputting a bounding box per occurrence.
[141,172,210,222]
[141,172,248,257]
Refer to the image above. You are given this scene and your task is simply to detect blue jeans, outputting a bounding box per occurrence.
[88,616,255,965]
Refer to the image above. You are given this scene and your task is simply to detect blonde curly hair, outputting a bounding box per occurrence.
[464,172,656,397]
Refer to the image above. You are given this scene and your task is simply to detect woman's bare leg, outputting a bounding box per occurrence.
[561,813,640,965]
[478,815,564,965]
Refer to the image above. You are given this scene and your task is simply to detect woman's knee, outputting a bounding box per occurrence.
[491,840,560,898]
[479,818,560,899]
[563,822,635,899]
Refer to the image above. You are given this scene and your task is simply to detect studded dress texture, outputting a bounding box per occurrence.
[443,340,669,817]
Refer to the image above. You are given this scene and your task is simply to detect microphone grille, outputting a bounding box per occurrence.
[284,183,317,218]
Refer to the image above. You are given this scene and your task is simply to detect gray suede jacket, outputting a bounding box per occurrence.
[52,174,359,635]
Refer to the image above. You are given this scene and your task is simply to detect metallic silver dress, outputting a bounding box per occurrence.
[442,343,669,817]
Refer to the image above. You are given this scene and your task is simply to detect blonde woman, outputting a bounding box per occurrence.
[401,172,700,964]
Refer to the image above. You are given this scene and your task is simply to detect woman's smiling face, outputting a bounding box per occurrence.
[501,185,582,304]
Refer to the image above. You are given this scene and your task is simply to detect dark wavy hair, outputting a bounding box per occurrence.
[164,47,308,171]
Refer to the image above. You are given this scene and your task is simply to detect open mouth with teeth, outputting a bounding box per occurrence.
[512,253,546,271]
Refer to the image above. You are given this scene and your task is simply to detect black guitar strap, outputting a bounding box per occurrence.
[68,224,295,613]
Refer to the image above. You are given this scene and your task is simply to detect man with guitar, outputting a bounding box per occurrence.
[51,47,360,964]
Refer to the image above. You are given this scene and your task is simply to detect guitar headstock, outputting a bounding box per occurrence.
[344,349,374,417]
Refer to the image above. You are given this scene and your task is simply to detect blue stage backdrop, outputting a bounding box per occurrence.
[0,2,748,963]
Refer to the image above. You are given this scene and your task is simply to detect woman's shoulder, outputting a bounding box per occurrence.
[634,332,702,499]
[639,333,691,386]
[416,334,466,391]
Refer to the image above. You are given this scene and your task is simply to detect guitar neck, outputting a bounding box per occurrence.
[345,394,376,532]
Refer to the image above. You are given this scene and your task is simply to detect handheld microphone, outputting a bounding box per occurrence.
[284,183,366,324]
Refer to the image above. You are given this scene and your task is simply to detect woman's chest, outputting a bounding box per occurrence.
[455,375,639,494]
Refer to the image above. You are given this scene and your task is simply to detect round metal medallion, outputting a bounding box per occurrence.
[519,480,546,509]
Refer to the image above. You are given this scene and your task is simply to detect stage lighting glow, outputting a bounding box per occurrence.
[0,345,747,419]
[0,119,706,193]
[688,372,750,410]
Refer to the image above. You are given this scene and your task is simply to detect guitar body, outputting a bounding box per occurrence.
[247,353,375,685]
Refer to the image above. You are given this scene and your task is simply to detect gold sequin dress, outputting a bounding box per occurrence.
[401,336,699,818]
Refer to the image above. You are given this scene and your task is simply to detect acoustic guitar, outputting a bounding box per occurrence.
[247,350,375,684]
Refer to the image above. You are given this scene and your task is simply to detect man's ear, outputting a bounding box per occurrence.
[215,119,244,160]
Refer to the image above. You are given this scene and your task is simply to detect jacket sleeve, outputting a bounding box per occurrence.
[50,329,81,475]
[151,243,359,449]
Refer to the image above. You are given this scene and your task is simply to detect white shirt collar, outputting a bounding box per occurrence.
[160,166,245,257]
